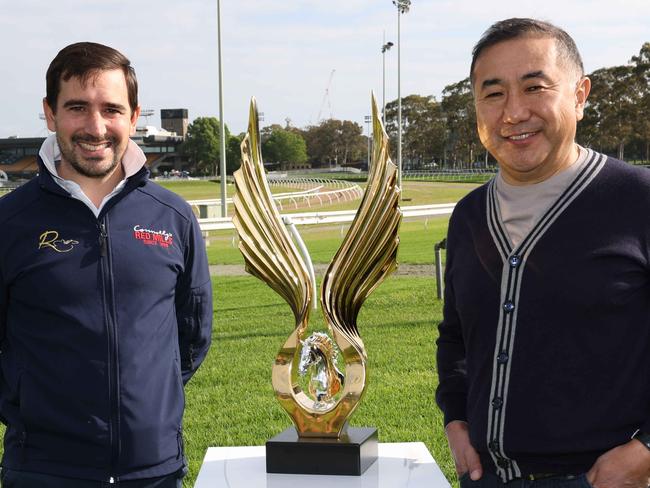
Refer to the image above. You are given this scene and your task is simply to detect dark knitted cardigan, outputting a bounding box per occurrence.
[436,150,650,482]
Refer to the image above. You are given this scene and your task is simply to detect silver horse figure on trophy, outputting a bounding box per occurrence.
[298,332,345,409]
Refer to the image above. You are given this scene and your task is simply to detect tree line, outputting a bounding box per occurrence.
[181,42,649,175]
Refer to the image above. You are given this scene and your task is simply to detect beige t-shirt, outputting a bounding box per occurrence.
[495,146,589,248]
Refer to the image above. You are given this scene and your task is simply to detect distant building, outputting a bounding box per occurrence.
[130,125,185,175]
[161,109,189,139]
[0,137,43,179]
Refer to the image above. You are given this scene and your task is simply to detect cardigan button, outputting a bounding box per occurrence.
[489,440,500,452]
[492,397,503,409]
[509,255,521,267]
[503,301,515,313]
[497,352,509,364]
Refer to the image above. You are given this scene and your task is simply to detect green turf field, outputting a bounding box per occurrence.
[183,276,454,486]
[162,178,473,269]
[156,179,479,212]
[206,216,450,265]
[157,179,303,202]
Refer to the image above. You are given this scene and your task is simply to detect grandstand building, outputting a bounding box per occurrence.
[161,109,189,139]
[0,109,189,182]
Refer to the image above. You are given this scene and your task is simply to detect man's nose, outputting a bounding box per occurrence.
[85,111,108,138]
[502,92,530,124]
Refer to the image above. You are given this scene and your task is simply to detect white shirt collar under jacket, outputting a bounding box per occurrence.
[39,134,147,218]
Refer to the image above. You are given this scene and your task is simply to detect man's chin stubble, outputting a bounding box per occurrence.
[69,158,120,179]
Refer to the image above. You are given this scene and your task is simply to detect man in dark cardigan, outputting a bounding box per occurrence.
[436,18,650,488]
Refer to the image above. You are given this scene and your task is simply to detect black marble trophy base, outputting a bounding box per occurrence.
[265,426,378,476]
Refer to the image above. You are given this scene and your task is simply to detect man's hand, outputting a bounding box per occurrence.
[587,439,650,488]
[445,420,483,480]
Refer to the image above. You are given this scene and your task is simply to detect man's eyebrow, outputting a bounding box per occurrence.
[481,78,502,90]
[61,100,127,111]
[522,70,551,82]
[104,102,127,111]
[62,99,89,108]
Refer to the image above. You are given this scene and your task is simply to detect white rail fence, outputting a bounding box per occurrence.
[403,169,496,181]
[189,178,363,217]
[198,203,456,231]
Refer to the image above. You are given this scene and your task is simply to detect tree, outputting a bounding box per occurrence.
[302,119,366,167]
[579,65,640,160]
[578,43,650,161]
[631,43,650,161]
[181,117,230,176]
[262,127,308,169]
[260,124,284,144]
[384,94,446,168]
[226,133,244,174]
[440,78,483,168]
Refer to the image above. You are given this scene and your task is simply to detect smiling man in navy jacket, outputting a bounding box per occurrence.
[0,42,212,487]
[436,18,650,488]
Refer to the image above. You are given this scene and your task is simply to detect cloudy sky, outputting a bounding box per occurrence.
[1,0,648,138]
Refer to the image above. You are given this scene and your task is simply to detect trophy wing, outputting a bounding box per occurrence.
[320,94,401,355]
[232,98,311,326]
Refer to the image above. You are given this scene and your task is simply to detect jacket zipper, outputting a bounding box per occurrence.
[99,222,108,257]
[98,218,120,483]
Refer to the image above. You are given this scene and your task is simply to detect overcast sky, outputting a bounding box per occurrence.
[1,0,648,138]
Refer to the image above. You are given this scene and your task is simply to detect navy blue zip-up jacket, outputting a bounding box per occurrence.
[0,159,212,481]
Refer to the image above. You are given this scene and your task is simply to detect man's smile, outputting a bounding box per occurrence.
[73,138,114,154]
[505,132,537,141]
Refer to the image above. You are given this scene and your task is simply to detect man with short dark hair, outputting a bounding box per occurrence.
[436,18,650,488]
[0,42,212,487]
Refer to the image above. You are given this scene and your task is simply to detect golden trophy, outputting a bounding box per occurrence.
[232,94,401,475]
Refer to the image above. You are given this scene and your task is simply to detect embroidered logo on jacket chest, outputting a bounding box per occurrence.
[38,230,79,253]
[133,224,174,248]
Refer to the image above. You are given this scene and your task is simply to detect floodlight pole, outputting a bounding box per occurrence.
[217,0,227,217]
[364,115,372,171]
[393,0,410,193]
[381,35,393,126]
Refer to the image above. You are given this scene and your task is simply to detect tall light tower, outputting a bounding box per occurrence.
[392,0,410,193]
[364,115,372,171]
[381,38,394,126]
[139,109,155,126]
[217,0,227,217]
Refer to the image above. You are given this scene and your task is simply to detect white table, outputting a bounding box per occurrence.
[194,442,451,487]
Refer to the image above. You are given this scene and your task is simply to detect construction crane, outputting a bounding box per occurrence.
[317,69,336,122]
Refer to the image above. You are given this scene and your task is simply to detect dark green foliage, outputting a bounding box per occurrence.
[261,127,308,168]
[302,119,367,167]
[181,117,241,176]
[384,94,446,168]
[577,42,650,161]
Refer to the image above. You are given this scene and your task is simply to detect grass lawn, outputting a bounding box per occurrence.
[157,180,304,202]
[206,216,450,266]
[183,275,454,487]
[156,179,479,214]
[157,179,230,200]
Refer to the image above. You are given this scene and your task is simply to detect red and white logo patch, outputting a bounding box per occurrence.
[133,225,174,248]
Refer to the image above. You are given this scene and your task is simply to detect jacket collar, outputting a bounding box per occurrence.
[37,134,150,214]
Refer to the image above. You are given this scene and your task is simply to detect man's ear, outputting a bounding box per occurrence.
[130,105,141,136]
[575,76,591,121]
[42,98,56,132]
